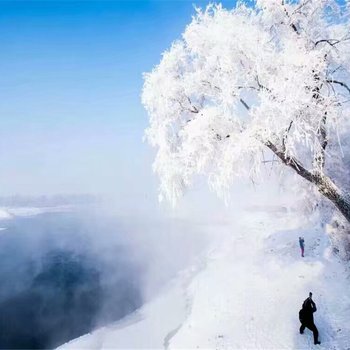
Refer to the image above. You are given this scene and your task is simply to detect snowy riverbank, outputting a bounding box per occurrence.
[0,206,75,225]
[60,207,350,350]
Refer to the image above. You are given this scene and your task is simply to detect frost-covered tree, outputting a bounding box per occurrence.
[142,0,350,223]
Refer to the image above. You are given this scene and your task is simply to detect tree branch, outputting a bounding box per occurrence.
[326,79,350,94]
[175,96,199,114]
[201,80,221,92]
[256,76,272,93]
[281,1,299,34]
[265,140,314,183]
[239,98,250,111]
[186,96,199,113]
[315,37,350,48]
[236,96,312,183]
[314,39,340,47]
[292,0,312,15]
[282,120,293,152]
[314,113,328,170]
[266,137,350,221]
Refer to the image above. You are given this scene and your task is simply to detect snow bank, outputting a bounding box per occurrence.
[170,211,350,349]
[5,206,72,217]
[59,279,188,350]
[0,206,73,235]
[0,206,73,221]
[59,208,350,350]
[0,209,12,220]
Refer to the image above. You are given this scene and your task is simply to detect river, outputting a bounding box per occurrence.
[0,207,208,349]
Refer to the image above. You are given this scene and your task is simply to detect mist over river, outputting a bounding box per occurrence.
[0,207,208,349]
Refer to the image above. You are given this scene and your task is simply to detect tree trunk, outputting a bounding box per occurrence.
[315,174,350,223]
[265,141,350,223]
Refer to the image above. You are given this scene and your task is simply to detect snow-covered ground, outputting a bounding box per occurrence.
[2,205,73,218]
[60,206,350,350]
[0,208,13,220]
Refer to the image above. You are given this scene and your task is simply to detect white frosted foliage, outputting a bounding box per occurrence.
[142,1,350,205]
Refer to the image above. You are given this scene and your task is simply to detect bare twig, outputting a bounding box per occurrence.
[314,39,340,47]
[282,120,293,152]
[281,1,299,34]
[292,0,312,15]
[326,79,350,94]
[239,98,250,111]
[256,76,272,93]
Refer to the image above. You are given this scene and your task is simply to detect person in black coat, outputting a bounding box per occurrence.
[299,292,321,345]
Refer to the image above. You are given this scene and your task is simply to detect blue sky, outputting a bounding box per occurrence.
[0,0,346,201]
[0,0,235,198]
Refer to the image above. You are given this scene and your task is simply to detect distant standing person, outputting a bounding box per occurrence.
[299,237,305,257]
[299,292,321,345]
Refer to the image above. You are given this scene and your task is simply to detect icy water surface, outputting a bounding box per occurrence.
[0,211,143,349]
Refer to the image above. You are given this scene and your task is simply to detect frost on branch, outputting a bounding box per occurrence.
[142,1,350,208]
